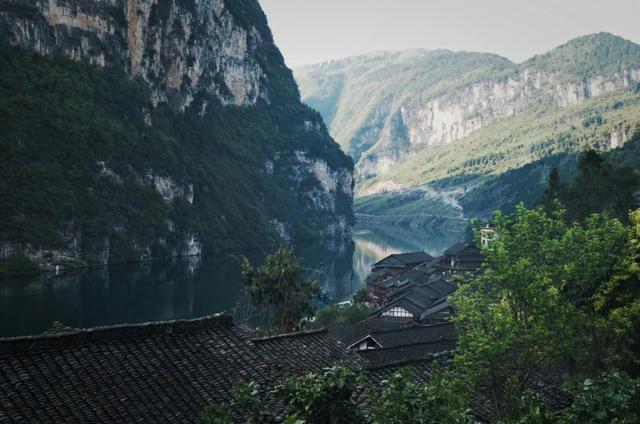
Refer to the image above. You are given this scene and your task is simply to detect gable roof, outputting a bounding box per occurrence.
[443,242,482,257]
[0,315,571,423]
[0,315,360,423]
[372,251,432,268]
[329,318,411,347]
[380,280,456,318]
[342,321,457,355]
[369,322,457,348]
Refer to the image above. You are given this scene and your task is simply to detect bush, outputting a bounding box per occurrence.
[0,256,40,278]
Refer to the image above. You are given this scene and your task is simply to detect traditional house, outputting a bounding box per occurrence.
[371,251,432,272]
[366,252,433,304]
[374,277,456,322]
[0,314,571,423]
[437,242,484,273]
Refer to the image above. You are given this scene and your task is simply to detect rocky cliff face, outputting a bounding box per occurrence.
[4,0,268,109]
[358,64,640,182]
[296,33,640,221]
[0,0,353,271]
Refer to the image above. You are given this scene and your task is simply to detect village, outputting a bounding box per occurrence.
[0,225,572,422]
[327,228,491,355]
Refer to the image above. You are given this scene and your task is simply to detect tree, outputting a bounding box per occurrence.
[310,303,374,329]
[593,210,640,375]
[273,365,366,424]
[352,286,369,304]
[201,380,269,424]
[371,366,472,424]
[538,167,565,212]
[451,205,584,421]
[539,150,639,222]
[241,247,320,333]
[562,372,640,424]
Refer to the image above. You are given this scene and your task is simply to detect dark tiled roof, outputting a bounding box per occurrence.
[380,280,456,318]
[444,242,482,257]
[338,321,457,363]
[252,329,364,374]
[420,298,455,321]
[370,322,457,348]
[328,318,412,347]
[0,315,357,423]
[356,340,457,366]
[373,252,432,268]
[0,315,571,423]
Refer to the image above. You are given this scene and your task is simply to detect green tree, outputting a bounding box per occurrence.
[540,150,639,222]
[352,286,369,304]
[273,365,366,424]
[241,247,320,333]
[562,372,640,424]
[371,367,472,424]
[310,303,374,329]
[201,380,269,424]
[593,210,640,375]
[452,205,584,421]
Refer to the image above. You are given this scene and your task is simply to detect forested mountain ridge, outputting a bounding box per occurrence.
[0,0,353,271]
[296,32,640,222]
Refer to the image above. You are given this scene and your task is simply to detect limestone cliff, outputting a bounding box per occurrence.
[0,0,353,271]
[296,33,640,221]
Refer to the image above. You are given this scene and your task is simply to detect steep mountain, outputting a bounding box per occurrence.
[296,33,640,222]
[0,0,353,271]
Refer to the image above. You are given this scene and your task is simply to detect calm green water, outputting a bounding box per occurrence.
[0,223,466,338]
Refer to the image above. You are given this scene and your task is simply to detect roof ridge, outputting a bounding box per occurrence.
[250,328,328,342]
[359,338,457,352]
[370,321,454,335]
[0,314,234,354]
[363,351,454,371]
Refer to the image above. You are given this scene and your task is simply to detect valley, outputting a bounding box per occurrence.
[296,33,640,221]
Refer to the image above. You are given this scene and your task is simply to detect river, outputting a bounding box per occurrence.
[0,223,467,337]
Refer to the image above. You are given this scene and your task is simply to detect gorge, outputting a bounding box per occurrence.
[0,0,353,271]
[295,33,640,222]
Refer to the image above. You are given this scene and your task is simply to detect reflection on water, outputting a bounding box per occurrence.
[0,223,466,338]
[352,223,468,284]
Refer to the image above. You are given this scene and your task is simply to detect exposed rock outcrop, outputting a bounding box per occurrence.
[0,0,353,270]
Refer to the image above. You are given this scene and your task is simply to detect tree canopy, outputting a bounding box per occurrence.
[241,247,320,334]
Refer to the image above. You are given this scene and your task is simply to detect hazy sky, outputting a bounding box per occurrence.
[259,0,640,69]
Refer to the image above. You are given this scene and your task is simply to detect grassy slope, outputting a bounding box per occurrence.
[356,91,640,219]
[373,91,640,189]
[298,33,640,220]
[295,49,513,157]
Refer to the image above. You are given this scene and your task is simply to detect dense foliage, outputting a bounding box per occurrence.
[202,364,471,424]
[241,247,320,333]
[299,32,640,223]
[539,150,639,222]
[0,43,352,266]
[309,303,374,329]
[370,367,471,424]
[451,202,640,421]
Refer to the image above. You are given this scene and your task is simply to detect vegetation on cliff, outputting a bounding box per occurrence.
[0,43,352,267]
[297,33,640,222]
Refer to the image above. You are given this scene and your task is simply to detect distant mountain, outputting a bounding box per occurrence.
[295,33,640,222]
[0,0,353,271]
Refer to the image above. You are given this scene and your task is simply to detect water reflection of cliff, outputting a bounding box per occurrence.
[0,255,241,337]
[298,238,357,303]
[0,224,467,337]
[352,223,468,284]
